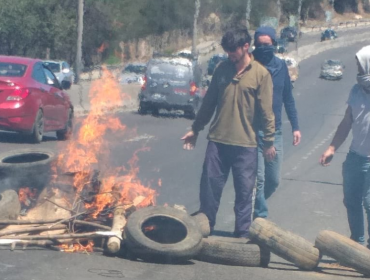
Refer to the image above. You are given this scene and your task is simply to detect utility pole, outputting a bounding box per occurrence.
[276,0,281,28]
[246,0,252,29]
[75,0,84,84]
[296,0,303,52]
[192,0,201,56]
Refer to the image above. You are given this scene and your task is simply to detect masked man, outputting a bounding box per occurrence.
[252,26,301,219]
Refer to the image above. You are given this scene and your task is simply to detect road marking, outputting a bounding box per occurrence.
[284,129,335,177]
[123,134,154,142]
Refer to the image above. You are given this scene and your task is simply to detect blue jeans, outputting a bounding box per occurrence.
[342,151,370,245]
[254,130,283,219]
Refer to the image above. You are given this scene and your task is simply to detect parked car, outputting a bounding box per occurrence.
[207,54,228,75]
[43,60,74,89]
[119,63,146,85]
[320,59,344,80]
[0,56,73,143]
[138,54,203,118]
[276,54,299,87]
[280,26,298,42]
[276,38,288,54]
[320,29,338,42]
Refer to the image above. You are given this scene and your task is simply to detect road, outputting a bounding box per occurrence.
[0,34,370,280]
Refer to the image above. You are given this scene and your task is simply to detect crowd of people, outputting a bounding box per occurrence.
[181,26,370,247]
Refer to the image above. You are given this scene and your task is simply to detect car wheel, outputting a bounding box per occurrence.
[30,110,44,144]
[56,108,73,140]
[138,102,148,115]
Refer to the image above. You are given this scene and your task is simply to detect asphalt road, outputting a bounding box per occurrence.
[0,37,370,280]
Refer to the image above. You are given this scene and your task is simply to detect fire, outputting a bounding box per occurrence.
[53,66,157,243]
[18,187,38,207]
[59,241,94,253]
[143,225,156,232]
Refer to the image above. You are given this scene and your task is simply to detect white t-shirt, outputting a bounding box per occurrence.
[347,84,370,157]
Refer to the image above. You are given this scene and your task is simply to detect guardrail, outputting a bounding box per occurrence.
[301,18,370,33]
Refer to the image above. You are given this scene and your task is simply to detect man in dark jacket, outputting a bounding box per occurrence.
[253,26,301,219]
[181,27,275,238]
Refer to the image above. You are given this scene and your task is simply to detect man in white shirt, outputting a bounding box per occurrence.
[320,45,370,247]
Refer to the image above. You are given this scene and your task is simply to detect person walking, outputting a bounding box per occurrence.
[181,27,275,238]
[320,45,370,247]
[252,26,301,219]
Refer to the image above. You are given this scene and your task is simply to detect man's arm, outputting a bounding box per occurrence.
[191,69,218,134]
[320,106,353,166]
[257,72,275,147]
[282,63,299,132]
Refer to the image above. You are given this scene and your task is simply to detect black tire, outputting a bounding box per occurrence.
[0,149,56,190]
[138,102,148,115]
[315,230,370,276]
[56,108,73,140]
[249,218,321,270]
[191,212,210,237]
[0,190,21,224]
[196,236,271,267]
[31,110,44,143]
[125,206,203,262]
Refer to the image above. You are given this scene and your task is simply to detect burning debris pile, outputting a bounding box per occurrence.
[0,67,156,254]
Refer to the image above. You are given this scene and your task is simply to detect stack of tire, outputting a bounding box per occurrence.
[249,218,370,277]
[124,206,271,267]
[124,207,370,277]
[0,149,55,191]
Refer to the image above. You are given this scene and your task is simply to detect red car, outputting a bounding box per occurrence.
[0,56,73,143]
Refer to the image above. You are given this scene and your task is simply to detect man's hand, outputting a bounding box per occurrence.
[263,146,276,162]
[320,147,335,166]
[181,131,198,150]
[293,130,301,146]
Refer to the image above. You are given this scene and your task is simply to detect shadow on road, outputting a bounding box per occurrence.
[268,260,362,278]
[0,131,56,144]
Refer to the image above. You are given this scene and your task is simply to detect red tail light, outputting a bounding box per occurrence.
[6,87,30,101]
[189,82,197,96]
[141,76,147,90]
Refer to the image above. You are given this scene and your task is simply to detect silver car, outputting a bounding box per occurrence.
[43,60,74,89]
[320,59,344,80]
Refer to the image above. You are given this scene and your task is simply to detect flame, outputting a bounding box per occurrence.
[143,225,156,232]
[55,66,156,220]
[59,241,94,253]
[18,187,37,207]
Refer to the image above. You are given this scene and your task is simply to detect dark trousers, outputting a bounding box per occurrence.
[199,141,257,238]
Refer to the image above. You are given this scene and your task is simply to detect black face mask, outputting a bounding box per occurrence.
[253,45,275,64]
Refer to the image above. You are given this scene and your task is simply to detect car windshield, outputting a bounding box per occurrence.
[123,64,146,74]
[0,62,27,77]
[147,60,191,85]
[44,62,61,73]
[325,60,342,66]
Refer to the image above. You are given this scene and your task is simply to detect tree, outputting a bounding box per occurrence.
[192,0,201,55]
[246,0,252,29]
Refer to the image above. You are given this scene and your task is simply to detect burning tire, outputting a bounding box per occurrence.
[125,206,203,262]
[0,190,21,226]
[0,149,56,190]
[196,236,270,267]
[191,211,210,237]
[249,218,321,270]
[315,230,370,276]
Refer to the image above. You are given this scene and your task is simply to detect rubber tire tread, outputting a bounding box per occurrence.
[0,149,56,189]
[196,236,271,267]
[315,230,370,276]
[125,206,203,262]
[249,218,321,270]
[191,212,210,237]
